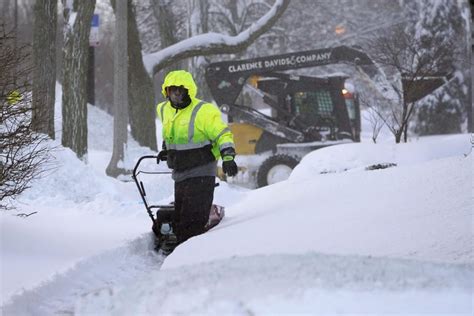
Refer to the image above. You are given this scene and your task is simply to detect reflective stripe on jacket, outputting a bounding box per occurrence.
[156,70,234,171]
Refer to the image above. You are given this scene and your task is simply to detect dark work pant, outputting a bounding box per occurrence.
[173,176,215,244]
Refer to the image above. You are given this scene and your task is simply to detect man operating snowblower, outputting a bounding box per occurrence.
[156,70,238,246]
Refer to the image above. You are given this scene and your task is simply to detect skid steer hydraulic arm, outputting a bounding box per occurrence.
[205,45,375,108]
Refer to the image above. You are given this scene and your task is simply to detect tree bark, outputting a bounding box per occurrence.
[106,0,129,177]
[395,130,402,143]
[1,1,11,20]
[62,0,95,159]
[150,0,183,77]
[199,0,209,34]
[111,0,157,151]
[151,0,177,48]
[32,0,57,139]
[403,121,408,143]
[127,1,156,151]
[469,0,473,133]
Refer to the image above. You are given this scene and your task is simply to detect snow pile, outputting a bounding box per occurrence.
[74,254,472,315]
[163,135,473,270]
[290,134,472,179]
[19,144,123,204]
[96,134,470,314]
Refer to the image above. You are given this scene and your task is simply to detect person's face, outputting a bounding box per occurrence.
[167,86,187,105]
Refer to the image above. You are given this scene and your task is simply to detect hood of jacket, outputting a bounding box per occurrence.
[161,70,197,100]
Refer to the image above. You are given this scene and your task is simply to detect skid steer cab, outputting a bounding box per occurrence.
[207,46,367,188]
[132,155,225,255]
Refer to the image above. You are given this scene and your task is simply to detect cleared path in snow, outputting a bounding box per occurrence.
[1,234,164,315]
[3,240,471,315]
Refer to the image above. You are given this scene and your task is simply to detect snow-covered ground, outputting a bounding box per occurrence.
[1,85,473,315]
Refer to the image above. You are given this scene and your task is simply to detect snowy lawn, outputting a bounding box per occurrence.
[0,95,472,314]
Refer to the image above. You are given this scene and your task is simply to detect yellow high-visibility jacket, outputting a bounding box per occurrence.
[156,70,235,171]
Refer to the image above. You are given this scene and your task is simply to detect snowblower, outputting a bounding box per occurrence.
[132,155,225,255]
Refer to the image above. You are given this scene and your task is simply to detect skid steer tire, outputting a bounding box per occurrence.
[257,154,299,188]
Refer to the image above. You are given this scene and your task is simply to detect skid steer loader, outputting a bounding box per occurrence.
[205,45,448,187]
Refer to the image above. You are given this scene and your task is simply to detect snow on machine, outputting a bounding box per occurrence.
[132,155,225,255]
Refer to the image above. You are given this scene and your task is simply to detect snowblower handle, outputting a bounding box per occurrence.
[132,155,158,179]
[132,155,174,225]
[132,155,160,223]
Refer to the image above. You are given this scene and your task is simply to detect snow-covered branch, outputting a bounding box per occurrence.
[143,0,289,77]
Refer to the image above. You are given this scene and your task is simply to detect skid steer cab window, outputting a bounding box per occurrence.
[294,90,334,124]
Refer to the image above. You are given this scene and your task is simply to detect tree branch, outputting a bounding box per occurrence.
[144,0,289,77]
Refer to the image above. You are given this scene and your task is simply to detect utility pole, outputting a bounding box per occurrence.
[88,13,99,105]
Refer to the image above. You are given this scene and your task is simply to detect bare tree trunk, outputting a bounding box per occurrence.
[403,121,408,143]
[397,100,409,143]
[127,1,156,151]
[227,0,240,28]
[111,0,157,151]
[189,0,212,101]
[13,0,17,55]
[151,0,183,72]
[106,0,129,177]
[1,1,11,20]
[32,0,57,139]
[395,130,402,143]
[62,0,95,159]
[469,0,473,133]
[199,0,209,33]
[151,0,177,48]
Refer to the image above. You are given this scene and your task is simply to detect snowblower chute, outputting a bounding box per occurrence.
[132,155,225,255]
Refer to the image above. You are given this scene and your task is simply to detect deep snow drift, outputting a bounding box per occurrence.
[1,87,473,314]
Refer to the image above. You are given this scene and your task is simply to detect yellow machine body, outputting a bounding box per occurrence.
[229,122,264,155]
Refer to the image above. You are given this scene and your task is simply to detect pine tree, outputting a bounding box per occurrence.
[412,1,468,135]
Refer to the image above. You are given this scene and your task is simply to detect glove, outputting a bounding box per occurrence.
[157,150,167,161]
[222,156,238,177]
[157,141,167,162]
